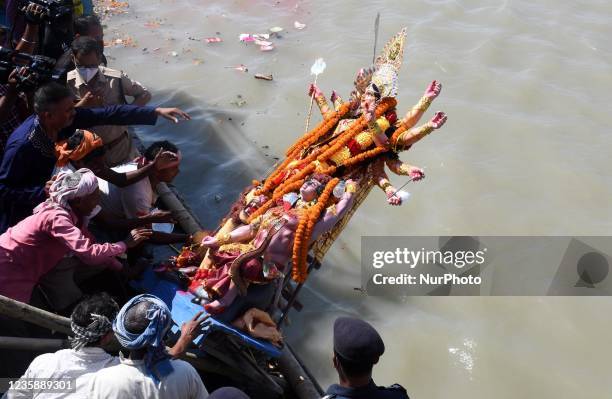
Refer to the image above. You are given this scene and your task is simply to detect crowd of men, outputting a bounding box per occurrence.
[0,2,409,398]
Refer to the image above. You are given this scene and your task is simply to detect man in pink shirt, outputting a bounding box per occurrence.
[0,168,151,304]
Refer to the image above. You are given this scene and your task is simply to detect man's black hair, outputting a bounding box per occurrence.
[73,15,102,36]
[71,293,119,347]
[66,130,85,150]
[33,83,73,114]
[335,351,374,379]
[124,301,152,335]
[66,131,106,163]
[72,36,102,58]
[144,141,179,161]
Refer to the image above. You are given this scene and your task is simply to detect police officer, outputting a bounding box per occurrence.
[67,36,152,167]
[322,317,409,399]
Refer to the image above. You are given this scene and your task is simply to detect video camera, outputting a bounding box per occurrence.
[0,47,56,91]
[18,0,72,24]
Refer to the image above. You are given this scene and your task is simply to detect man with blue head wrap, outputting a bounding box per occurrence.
[89,294,208,399]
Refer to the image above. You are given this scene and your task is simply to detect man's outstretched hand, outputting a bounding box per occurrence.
[168,311,211,357]
[155,107,191,124]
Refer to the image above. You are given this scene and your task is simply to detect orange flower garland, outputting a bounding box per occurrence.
[320,98,396,161]
[257,99,396,199]
[257,109,343,197]
[251,99,397,223]
[291,177,340,283]
[390,121,410,151]
[247,98,403,283]
[285,103,350,158]
[247,178,306,224]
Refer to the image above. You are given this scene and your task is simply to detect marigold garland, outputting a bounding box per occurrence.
[257,99,396,199]
[285,103,350,158]
[390,120,410,151]
[291,177,340,283]
[248,98,402,281]
[251,99,398,223]
[247,179,305,224]
[257,108,344,197]
[318,97,396,163]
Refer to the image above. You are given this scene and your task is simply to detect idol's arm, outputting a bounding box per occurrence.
[307,83,331,115]
[372,157,401,206]
[310,180,357,240]
[330,90,344,111]
[395,111,447,148]
[386,157,425,181]
[200,222,257,248]
[398,80,442,129]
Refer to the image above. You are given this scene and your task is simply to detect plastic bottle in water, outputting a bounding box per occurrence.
[333,180,346,198]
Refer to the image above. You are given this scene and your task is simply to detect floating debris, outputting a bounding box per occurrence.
[224,64,248,72]
[97,0,129,16]
[269,26,283,33]
[239,33,276,52]
[294,21,306,30]
[192,58,204,65]
[240,33,271,42]
[254,74,273,81]
[168,51,178,57]
[107,36,137,47]
[254,40,272,47]
[239,33,255,43]
[144,19,163,29]
[205,37,223,43]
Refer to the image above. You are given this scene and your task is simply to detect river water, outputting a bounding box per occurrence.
[99,0,612,397]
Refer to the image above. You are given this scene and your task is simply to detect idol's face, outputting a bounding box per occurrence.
[360,86,378,113]
[300,179,322,202]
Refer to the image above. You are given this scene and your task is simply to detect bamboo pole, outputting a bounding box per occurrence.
[156,182,202,235]
[278,346,323,399]
[0,295,71,335]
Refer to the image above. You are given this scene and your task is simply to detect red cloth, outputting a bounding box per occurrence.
[192,250,266,300]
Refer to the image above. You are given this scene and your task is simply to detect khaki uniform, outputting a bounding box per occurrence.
[67,66,151,167]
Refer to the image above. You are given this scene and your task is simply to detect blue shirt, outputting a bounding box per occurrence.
[0,105,158,233]
[324,380,408,399]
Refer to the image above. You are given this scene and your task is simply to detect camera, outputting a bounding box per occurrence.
[18,0,72,24]
[0,47,56,91]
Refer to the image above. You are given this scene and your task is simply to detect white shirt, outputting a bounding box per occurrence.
[88,355,208,399]
[4,347,119,399]
[97,162,157,219]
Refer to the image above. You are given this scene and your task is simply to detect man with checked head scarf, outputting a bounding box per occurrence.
[6,293,121,399]
[89,294,208,399]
